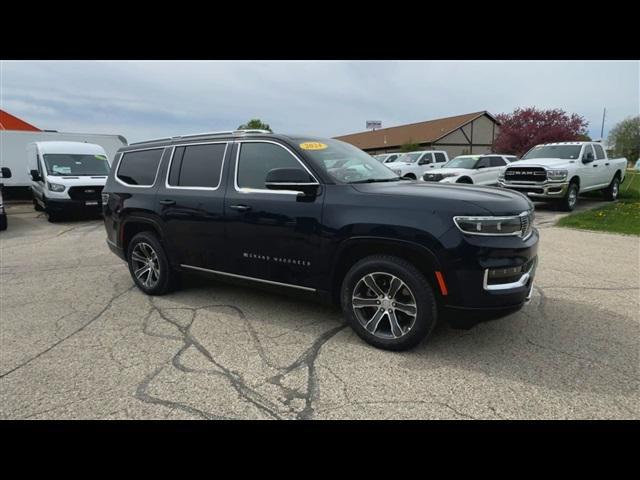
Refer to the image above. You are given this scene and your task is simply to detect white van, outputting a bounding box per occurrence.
[27,142,111,222]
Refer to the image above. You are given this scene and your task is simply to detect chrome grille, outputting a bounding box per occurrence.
[505,167,547,183]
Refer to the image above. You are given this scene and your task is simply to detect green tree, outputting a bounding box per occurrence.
[400,139,421,152]
[608,116,639,165]
[237,118,272,132]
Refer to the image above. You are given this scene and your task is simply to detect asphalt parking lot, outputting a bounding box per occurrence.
[0,200,638,419]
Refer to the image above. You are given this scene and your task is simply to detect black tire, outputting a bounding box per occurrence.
[340,255,437,351]
[603,175,620,201]
[559,181,579,211]
[127,231,175,295]
[33,198,43,211]
[403,174,416,180]
[46,210,59,223]
[456,177,473,184]
[0,214,7,231]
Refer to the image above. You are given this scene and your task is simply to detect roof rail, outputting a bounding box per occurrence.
[130,129,272,146]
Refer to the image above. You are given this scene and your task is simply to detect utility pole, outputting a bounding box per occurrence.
[600,108,606,140]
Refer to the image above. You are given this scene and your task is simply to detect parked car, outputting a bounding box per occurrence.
[102,130,538,351]
[423,154,517,185]
[499,142,627,211]
[27,141,112,222]
[373,153,401,164]
[0,167,11,231]
[635,158,640,171]
[385,150,449,179]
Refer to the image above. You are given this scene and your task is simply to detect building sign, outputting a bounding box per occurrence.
[366,120,382,130]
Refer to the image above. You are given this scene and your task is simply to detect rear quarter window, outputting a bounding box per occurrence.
[116,148,164,186]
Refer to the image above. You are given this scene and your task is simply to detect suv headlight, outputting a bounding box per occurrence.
[393,169,402,175]
[453,215,523,236]
[547,169,568,181]
[47,182,65,192]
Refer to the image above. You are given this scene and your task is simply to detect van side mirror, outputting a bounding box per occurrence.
[265,168,319,196]
[1,167,11,179]
[30,169,42,181]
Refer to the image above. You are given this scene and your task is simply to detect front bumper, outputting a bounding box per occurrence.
[46,198,103,213]
[438,227,539,310]
[498,180,568,199]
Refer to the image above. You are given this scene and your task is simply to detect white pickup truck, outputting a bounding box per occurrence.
[499,142,627,211]
[385,150,449,179]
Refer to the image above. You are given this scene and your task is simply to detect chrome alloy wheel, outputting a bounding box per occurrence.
[612,180,619,199]
[131,242,160,288]
[351,272,418,339]
[568,186,578,208]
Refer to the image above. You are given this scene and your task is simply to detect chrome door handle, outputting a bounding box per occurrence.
[229,204,251,211]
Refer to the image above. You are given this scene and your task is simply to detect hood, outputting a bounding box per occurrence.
[510,158,577,169]
[385,161,413,168]
[428,168,470,176]
[350,181,532,216]
[45,175,108,186]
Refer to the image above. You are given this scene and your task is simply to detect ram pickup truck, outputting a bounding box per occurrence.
[103,130,538,351]
[499,142,627,211]
[385,150,449,179]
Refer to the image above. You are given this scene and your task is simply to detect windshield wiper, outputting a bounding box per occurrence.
[348,177,402,184]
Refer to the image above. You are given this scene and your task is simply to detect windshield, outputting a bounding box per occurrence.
[43,153,110,176]
[395,152,421,163]
[522,145,582,160]
[373,154,388,162]
[300,139,400,184]
[443,156,479,169]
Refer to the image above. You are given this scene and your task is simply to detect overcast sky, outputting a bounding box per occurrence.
[1,60,638,144]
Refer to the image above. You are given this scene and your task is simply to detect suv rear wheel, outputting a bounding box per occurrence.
[341,255,437,350]
[127,231,175,295]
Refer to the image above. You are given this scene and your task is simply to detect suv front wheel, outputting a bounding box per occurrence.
[127,231,175,295]
[341,255,437,351]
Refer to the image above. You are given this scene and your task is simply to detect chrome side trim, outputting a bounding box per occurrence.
[234,140,320,195]
[164,141,228,191]
[483,257,537,292]
[114,147,166,188]
[180,264,316,292]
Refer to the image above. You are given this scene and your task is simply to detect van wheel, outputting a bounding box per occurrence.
[0,215,7,231]
[341,255,437,351]
[33,198,43,211]
[127,232,175,295]
[559,181,579,211]
[46,210,59,223]
[603,175,620,201]
[456,177,473,184]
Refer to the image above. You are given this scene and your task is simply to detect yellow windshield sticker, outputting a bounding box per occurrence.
[300,142,327,151]
[95,155,107,160]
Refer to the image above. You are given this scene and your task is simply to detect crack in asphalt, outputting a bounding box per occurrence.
[0,284,135,379]
[135,297,347,419]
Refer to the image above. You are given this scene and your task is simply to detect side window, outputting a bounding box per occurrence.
[168,143,226,188]
[419,153,433,165]
[582,144,595,161]
[117,149,164,186]
[236,142,312,190]
[476,157,491,168]
[490,156,507,167]
[388,154,398,162]
[593,144,606,160]
[434,152,447,163]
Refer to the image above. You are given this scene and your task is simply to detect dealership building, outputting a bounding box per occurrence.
[334,111,501,158]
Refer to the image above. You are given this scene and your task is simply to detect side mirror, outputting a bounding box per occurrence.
[1,167,11,179]
[265,168,319,196]
[583,153,595,163]
[30,169,42,181]
[477,165,487,169]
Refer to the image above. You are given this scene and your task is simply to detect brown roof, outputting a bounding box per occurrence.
[334,111,497,150]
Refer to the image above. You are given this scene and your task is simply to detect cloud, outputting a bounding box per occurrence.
[1,60,638,143]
